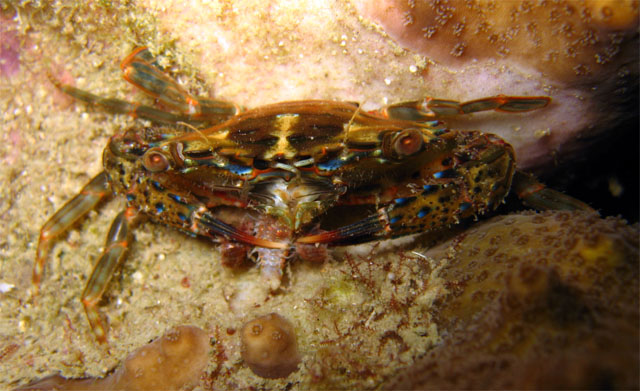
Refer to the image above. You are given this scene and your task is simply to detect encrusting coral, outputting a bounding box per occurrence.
[384,211,639,389]
[240,313,301,379]
[353,0,639,171]
[16,326,209,391]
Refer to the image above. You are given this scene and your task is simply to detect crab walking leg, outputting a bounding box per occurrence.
[82,207,138,344]
[120,47,240,124]
[33,172,110,292]
[512,171,596,212]
[49,80,214,127]
[378,95,551,122]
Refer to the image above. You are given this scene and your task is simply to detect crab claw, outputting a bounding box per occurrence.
[297,214,386,245]
[196,212,288,249]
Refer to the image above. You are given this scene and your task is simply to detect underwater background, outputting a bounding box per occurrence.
[1,1,638,389]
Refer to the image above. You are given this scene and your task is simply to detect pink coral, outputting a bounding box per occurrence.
[0,16,21,78]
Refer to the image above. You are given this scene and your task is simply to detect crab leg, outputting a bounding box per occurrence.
[49,47,239,128]
[50,80,214,127]
[120,47,239,124]
[81,207,138,344]
[512,171,595,212]
[195,210,288,249]
[378,95,551,122]
[33,172,110,293]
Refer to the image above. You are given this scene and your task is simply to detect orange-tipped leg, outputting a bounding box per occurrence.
[33,172,110,294]
[81,207,138,344]
[513,171,596,212]
[48,47,240,128]
[120,47,240,124]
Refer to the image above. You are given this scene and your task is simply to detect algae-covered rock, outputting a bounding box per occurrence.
[16,326,209,391]
[386,211,639,389]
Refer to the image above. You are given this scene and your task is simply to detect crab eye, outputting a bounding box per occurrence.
[142,149,170,172]
[392,128,423,157]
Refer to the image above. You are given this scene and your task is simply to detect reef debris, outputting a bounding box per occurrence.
[16,325,209,391]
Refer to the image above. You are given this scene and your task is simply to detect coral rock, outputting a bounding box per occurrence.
[241,313,300,379]
[16,326,209,391]
[384,211,639,389]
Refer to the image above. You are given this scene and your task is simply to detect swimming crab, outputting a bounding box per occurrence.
[33,48,591,343]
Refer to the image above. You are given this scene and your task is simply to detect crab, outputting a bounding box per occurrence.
[33,47,592,343]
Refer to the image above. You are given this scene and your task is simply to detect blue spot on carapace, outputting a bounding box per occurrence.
[177,212,187,221]
[432,128,449,136]
[317,158,345,171]
[459,202,471,211]
[433,169,457,179]
[155,202,165,213]
[126,194,135,202]
[151,181,164,191]
[422,184,439,194]
[390,215,402,224]
[394,197,416,206]
[168,193,187,204]
[418,207,431,218]
[225,164,253,176]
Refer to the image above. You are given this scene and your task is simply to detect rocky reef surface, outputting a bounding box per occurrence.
[0,1,637,390]
[10,211,639,389]
[16,326,209,390]
[385,211,639,389]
